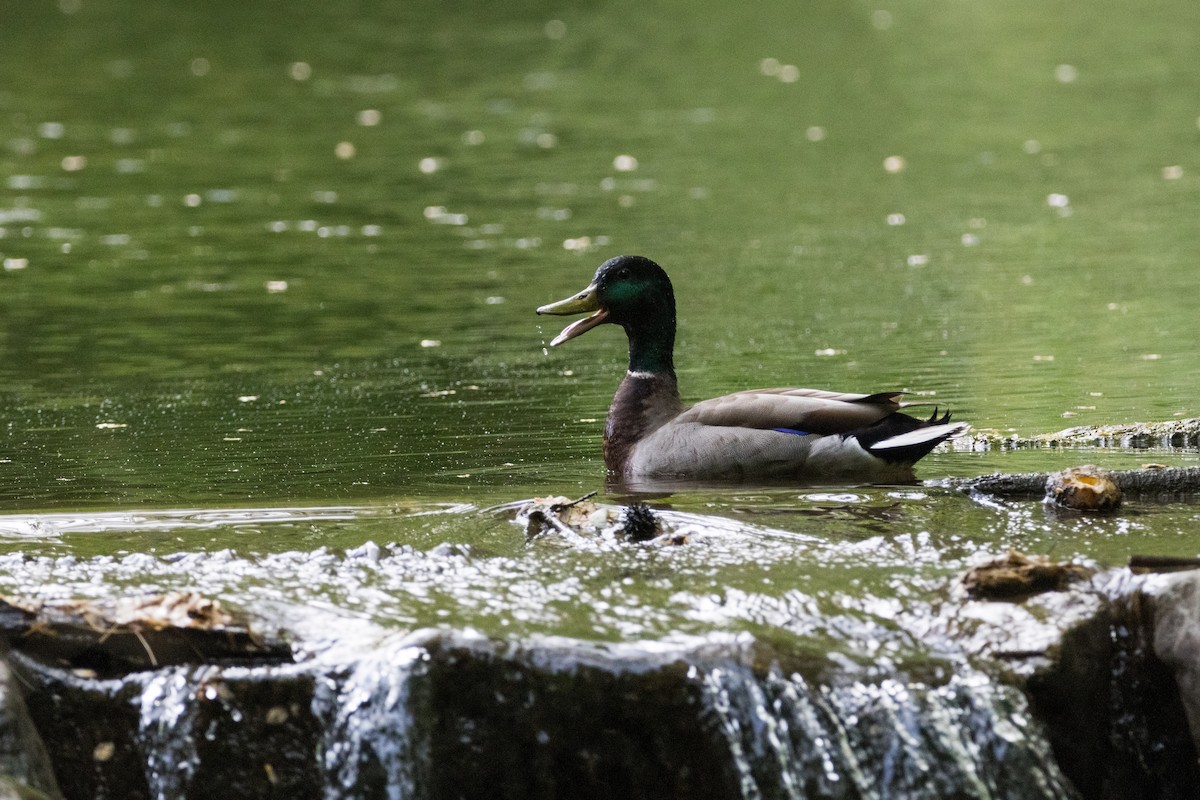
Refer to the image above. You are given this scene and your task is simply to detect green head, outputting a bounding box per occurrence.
[536,255,677,374]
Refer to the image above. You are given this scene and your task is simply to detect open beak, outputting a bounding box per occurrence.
[536,283,609,346]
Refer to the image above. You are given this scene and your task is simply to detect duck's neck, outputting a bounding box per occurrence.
[603,368,682,476]
[625,314,675,376]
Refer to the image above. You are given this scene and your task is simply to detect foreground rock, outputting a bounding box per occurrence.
[0,569,1199,798]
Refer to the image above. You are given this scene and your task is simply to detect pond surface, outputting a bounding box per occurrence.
[1,0,1199,793]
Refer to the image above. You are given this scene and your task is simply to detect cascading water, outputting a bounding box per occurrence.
[136,666,206,800]
[314,638,430,800]
[698,663,1080,800]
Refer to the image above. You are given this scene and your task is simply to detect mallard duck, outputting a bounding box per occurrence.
[537,255,969,483]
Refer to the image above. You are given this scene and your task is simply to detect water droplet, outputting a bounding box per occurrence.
[335,141,356,160]
[1054,64,1077,83]
[289,62,312,81]
[805,126,826,142]
[883,155,906,173]
[886,213,906,226]
[418,157,442,174]
[356,109,382,127]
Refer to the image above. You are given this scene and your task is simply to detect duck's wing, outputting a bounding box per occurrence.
[677,388,903,435]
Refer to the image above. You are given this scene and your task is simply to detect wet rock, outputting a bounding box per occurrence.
[948,569,1200,799]
[0,593,292,676]
[0,656,61,800]
[1140,571,1200,756]
[960,551,1095,601]
[10,653,322,800]
[1044,465,1122,511]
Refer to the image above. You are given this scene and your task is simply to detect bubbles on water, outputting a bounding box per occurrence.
[60,155,86,172]
[289,61,313,81]
[886,213,906,226]
[355,109,381,127]
[1023,139,1041,155]
[265,281,288,293]
[418,157,442,174]
[38,122,65,139]
[545,19,567,39]
[183,193,202,208]
[906,254,929,267]
[461,129,485,146]
[3,258,29,271]
[872,9,894,29]
[805,125,826,142]
[335,141,356,160]
[883,155,906,173]
[189,57,211,77]
[961,233,979,246]
[1162,165,1183,180]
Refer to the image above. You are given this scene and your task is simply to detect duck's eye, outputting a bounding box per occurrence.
[616,267,630,280]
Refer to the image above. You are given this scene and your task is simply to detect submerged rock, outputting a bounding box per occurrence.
[960,551,1095,601]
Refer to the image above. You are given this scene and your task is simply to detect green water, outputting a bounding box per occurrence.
[2,0,1200,650]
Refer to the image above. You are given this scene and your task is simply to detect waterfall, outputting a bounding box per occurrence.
[315,638,430,800]
[698,663,1079,800]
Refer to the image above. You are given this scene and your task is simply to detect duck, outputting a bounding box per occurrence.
[536,255,969,484]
